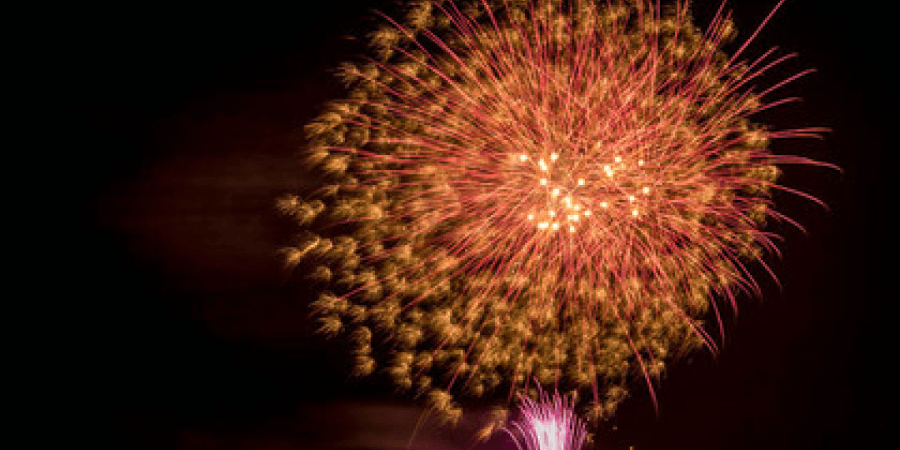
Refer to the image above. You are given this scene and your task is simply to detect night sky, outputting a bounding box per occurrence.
[72,1,888,449]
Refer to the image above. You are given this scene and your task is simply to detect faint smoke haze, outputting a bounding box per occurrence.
[179,401,505,450]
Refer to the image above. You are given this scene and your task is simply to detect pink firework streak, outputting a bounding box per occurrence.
[504,388,588,450]
[300,0,836,416]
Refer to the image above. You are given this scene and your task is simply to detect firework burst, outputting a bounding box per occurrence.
[504,387,588,450]
[283,0,831,425]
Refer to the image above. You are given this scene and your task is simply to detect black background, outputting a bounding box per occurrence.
[69,1,888,449]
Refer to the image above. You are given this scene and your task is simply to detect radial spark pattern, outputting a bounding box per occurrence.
[504,388,588,450]
[282,0,827,423]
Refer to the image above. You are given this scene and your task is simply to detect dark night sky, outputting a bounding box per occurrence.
[69,1,888,449]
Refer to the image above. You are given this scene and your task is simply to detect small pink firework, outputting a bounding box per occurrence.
[504,388,588,450]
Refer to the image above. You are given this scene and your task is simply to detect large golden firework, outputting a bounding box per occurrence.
[281,0,828,427]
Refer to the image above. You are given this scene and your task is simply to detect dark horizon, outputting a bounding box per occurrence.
[72,1,887,449]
